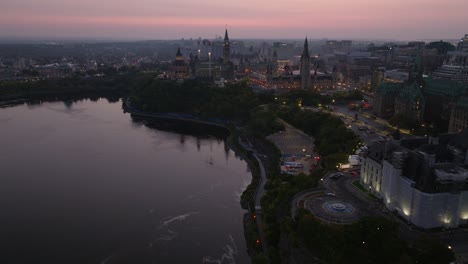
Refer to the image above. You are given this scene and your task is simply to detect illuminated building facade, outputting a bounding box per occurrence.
[449,96,468,134]
[181,29,235,81]
[172,47,188,79]
[360,134,468,229]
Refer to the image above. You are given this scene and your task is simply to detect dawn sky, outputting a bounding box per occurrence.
[1,0,467,40]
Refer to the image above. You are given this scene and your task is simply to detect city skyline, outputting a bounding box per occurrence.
[1,0,468,41]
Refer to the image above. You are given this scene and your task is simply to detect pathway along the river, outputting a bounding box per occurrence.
[125,98,270,255]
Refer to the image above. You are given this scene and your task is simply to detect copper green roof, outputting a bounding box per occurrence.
[424,77,468,97]
[456,96,468,109]
[378,82,403,94]
[399,82,424,102]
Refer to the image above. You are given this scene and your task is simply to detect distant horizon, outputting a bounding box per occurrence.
[0,35,462,45]
[1,0,467,43]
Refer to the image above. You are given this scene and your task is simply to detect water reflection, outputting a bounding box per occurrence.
[0,96,250,264]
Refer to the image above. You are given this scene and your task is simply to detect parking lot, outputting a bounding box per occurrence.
[267,121,317,175]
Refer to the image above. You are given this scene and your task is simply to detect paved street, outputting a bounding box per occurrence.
[303,105,415,145]
[237,137,269,252]
[331,105,415,138]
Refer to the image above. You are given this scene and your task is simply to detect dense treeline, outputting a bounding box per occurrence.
[279,107,361,169]
[292,210,454,264]
[260,169,323,263]
[130,79,259,121]
[247,108,285,137]
[426,41,456,55]
[0,72,147,99]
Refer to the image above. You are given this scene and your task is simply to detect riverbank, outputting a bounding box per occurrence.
[0,99,252,263]
[0,72,156,102]
[0,85,126,102]
[122,97,268,261]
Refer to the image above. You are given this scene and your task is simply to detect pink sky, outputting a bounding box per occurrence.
[1,0,467,40]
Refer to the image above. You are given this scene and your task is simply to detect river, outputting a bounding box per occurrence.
[0,97,251,264]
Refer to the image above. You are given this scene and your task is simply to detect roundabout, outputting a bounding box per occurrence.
[293,191,362,224]
[324,201,355,215]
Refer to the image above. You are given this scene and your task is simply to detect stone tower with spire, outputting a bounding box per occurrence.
[172,47,188,79]
[223,29,231,64]
[300,37,311,89]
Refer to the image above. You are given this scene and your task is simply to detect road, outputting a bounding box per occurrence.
[303,105,415,145]
[288,105,466,262]
[237,137,268,252]
[252,153,268,252]
[323,172,382,217]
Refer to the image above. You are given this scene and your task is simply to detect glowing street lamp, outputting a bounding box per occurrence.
[208,52,212,78]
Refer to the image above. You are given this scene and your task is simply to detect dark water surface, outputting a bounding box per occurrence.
[0,98,250,264]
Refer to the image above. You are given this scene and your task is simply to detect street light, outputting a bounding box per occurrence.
[208,52,211,78]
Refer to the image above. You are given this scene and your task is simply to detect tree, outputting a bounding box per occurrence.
[411,238,455,264]
[426,41,455,55]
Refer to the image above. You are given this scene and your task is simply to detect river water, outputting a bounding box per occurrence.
[0,97,251,264]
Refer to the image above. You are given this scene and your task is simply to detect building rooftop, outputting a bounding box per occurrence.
[434,166,468,183]
[424,77,468,97]
[365,131,468,192]
[384,69,408,83]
